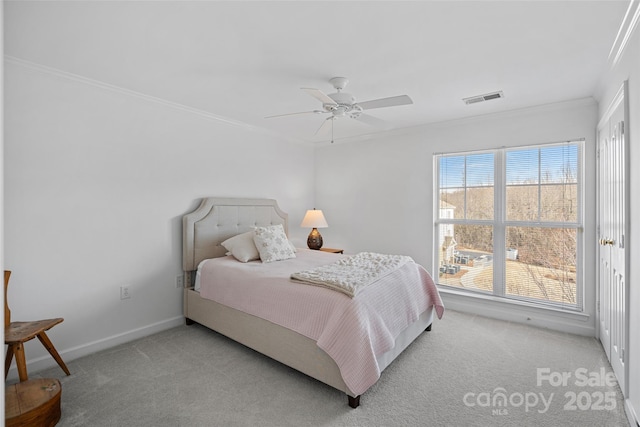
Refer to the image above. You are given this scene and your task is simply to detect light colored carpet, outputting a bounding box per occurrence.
[19,310,629,426]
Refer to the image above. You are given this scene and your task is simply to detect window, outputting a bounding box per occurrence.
[435,141,583,310]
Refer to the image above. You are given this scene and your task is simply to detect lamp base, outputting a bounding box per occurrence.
[307,228,323,250]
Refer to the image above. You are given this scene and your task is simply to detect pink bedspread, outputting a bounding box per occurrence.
[198,249,444,396]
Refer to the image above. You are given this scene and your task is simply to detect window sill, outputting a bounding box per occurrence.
[437,286,594,336]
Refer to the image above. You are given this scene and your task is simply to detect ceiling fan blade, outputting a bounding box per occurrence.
[302,88,337,106]
[315,117,334,136]
[353,113,393,130]
[265,110,324,119]
[357,95,413,110]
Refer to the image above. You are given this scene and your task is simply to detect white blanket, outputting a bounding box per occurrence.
[291,252,412,297]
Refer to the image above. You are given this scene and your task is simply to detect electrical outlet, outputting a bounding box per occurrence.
[176,275,184,289]
[120,286,131,300]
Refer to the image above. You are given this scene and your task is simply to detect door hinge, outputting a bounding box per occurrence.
[620,234,624,249]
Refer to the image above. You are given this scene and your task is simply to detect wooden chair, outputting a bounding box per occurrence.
[5,271,70,382]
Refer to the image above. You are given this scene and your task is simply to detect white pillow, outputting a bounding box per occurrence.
[221,231,260,262]
[253,224,296,263]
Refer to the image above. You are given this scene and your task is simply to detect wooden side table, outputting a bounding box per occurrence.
[319,248,344,254]
[5,378,61,427]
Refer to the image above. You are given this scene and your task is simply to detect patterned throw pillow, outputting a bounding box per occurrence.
[253,224,296,263]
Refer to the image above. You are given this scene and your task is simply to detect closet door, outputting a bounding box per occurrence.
[597,81,629,397]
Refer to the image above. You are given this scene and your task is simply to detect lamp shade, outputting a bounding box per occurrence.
[300,209,328,228]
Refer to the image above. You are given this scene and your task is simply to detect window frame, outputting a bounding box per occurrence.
[434,140,584,312]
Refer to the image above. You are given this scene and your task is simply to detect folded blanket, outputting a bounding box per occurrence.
[291,252,413,297]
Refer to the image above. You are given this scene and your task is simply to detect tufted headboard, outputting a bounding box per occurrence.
[182,197,289,273]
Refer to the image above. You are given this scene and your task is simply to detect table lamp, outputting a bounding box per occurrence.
[300,209,328,250]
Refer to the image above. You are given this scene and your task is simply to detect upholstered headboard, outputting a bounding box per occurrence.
[182,197,289,272]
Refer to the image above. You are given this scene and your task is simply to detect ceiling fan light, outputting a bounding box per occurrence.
[334,107,347,117]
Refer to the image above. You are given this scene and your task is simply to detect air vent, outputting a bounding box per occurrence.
[463,91,504,105]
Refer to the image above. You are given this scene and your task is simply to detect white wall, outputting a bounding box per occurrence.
[594,3,640,423]
[316,98,599,336]
[3,59,315,376]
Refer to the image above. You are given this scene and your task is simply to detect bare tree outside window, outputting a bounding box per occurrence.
[436,143,582,309]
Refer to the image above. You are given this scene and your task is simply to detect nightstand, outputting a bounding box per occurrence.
[319,248,344,254]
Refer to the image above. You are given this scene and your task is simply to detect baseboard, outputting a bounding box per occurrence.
[6,316,185,381]
[626,398,640,427]
[440,289,595,336]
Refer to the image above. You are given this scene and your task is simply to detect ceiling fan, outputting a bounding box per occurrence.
[266,77,413,141]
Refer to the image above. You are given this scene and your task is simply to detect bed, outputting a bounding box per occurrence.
[182,197,444,407]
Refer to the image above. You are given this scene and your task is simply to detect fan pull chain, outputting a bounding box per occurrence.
[331,118,334,143]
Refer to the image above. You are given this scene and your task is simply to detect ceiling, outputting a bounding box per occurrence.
[4,1,630,144]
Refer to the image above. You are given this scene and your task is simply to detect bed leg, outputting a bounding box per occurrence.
[185,318,195,326]
[348,395,360,408]
[425,323,432,332]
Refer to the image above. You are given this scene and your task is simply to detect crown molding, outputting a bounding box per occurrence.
[4,55,307,145]
[328,97,597,146]
[608,0,640,68]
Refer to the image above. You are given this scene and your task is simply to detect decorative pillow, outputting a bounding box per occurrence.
[221,231,260,262]
[253,224,296,263]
